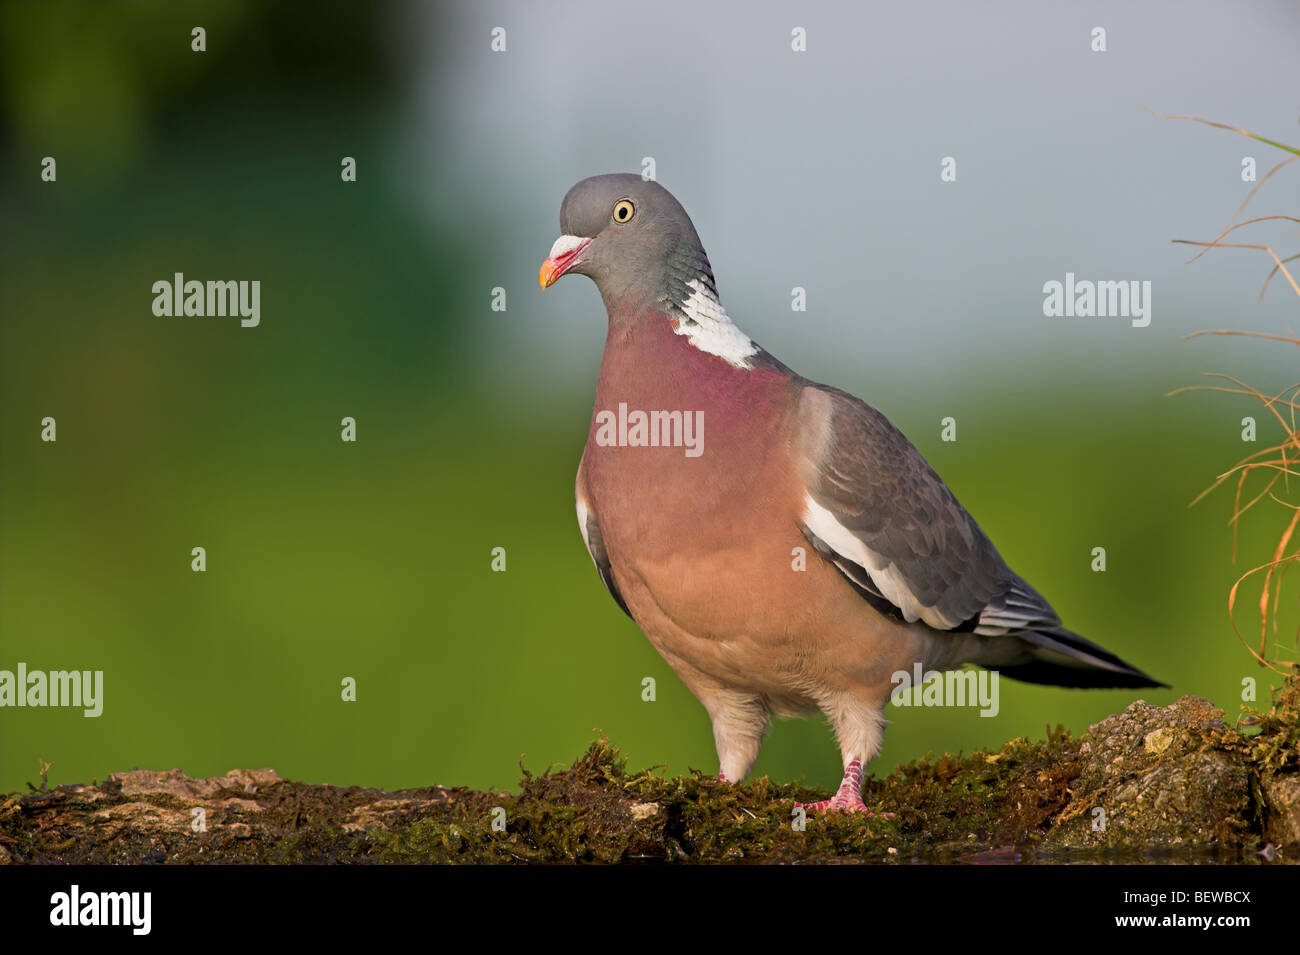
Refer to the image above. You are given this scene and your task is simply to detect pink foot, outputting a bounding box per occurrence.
[799,788,872,813]
[795,758,896,817]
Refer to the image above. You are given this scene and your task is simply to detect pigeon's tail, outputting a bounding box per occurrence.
[996,626,1168,689]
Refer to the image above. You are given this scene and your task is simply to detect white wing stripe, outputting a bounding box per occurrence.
[802,493,962,630]
[576,493,596,566]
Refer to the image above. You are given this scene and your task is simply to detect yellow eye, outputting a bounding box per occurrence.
[612,199,635,223]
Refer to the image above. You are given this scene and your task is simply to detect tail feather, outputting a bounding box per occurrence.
[997,626,1167,689]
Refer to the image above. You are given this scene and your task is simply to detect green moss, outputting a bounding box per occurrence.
[4,673,1298,864]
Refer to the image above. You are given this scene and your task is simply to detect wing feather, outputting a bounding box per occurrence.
[795,383,1059,636]
[576,482,632,619]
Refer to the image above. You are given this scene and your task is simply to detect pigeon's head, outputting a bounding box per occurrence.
[539,174,709,307]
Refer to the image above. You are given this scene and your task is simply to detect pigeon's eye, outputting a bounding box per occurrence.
[612,199,635,223]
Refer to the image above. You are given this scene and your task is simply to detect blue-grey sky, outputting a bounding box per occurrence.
[399,0,1299,405]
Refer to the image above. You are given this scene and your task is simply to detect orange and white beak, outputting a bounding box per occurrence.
[539,235,593,289]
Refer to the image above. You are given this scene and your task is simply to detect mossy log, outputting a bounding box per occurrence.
[3,676,1298,864]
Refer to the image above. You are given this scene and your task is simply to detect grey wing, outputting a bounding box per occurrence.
[794,383,1060,636]
[575,485,632,619]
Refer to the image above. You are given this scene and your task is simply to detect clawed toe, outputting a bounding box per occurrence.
[795,793,877,815]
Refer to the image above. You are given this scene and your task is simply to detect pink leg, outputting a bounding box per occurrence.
[796,758,889,815]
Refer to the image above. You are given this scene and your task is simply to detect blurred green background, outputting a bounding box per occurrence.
[2,1,1297,795]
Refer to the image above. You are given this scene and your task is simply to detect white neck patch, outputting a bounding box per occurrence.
[671,278,758,370]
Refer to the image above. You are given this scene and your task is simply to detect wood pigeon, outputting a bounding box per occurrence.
[539,173,1165,813]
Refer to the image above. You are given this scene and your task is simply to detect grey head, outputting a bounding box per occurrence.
[539,173,720,321]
